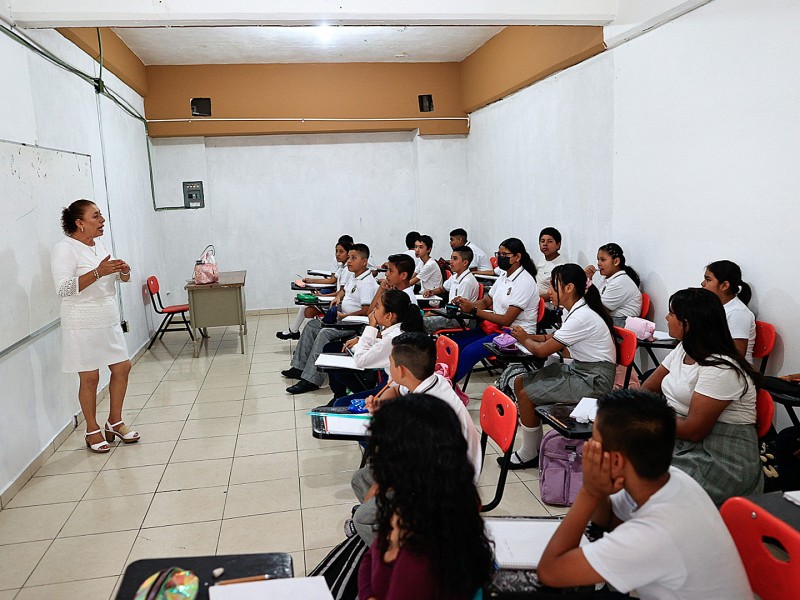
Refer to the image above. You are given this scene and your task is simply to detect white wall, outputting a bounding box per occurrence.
[464,0,800,384]
[466,51,615,266]
[0,29,163,499]
[151,132,468,309]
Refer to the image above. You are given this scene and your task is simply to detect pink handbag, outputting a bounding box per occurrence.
[193,245,219,284]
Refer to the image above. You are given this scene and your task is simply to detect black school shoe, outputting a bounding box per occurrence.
[281,367,303,379]
[276,330,301,340]
[497,452,538,470]
[286,379,320,394]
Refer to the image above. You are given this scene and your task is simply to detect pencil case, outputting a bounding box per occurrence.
[296,293,318,303]
[134,567,198,600]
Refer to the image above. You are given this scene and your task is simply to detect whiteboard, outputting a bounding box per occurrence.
[0,140,95,352]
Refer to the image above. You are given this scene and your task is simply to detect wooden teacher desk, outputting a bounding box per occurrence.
[185,270,247,358]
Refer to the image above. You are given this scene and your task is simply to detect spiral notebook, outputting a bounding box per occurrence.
[485,518,587,570]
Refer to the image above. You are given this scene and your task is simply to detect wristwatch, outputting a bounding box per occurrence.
[470,307,478,316]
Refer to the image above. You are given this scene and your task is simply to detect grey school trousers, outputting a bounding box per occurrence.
[351,466,379,545]
[290,319,354,386]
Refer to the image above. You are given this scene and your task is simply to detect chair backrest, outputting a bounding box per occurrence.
[477,283,485,300]
[613,326,638,368]
[479,386,518,512]
[146,275,167,312]
[480,386,517,455]
[146,275,160,295]
[444,269,452,280]
[490,256,498,269]
[754,320,776,375]
[756,388,775,439]
[536,297,546,324]
[640,292,651,319]
[435,335,459,378]
[720,496,800,600]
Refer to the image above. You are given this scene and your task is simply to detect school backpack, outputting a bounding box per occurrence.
[539,430,585,506]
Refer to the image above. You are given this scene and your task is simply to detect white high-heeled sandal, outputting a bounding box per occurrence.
[104,420,140,444]
[85,429,111,453]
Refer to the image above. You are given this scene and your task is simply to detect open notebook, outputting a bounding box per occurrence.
[485,518,588,570]
[209,576,333,599]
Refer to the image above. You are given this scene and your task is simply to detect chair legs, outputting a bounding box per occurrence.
[148,311,194,349]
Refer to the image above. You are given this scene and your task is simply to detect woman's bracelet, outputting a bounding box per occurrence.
[121,271,130,276]
[93,269,100,280]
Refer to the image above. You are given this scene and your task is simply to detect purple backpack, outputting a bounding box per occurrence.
[539,430,585,506]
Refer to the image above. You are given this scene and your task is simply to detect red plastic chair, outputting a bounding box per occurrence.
[640,292,651,319]
[146,276,193,349]
[754,321,777,375]
[479,386,518,512]
[755,389,775,439]
[490,256,498,270]
[613,326,638,389]
[720,496,800,600]
[435,335,459,378]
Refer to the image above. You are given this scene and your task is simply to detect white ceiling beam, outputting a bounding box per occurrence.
[9,0,616,28]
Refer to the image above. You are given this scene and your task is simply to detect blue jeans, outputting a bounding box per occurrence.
[448,331,500,383]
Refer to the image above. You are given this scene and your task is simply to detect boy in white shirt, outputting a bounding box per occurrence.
[538,389,752,600]
[410,234,443,291]
[283,243,379,394]
[536,227,566,330]
[448,228,493,274]
[348,332,481,544]
[423,246,480,333]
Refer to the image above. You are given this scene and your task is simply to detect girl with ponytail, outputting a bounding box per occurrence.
[701,260,756,363]
[449,237,540,383]
[585,243,642,326]
[500,263,617,469]
[328,289,424,402]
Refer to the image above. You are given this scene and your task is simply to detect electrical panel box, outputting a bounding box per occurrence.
[183,181,205,209]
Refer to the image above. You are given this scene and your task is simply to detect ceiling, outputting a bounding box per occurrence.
[112,26,505,65]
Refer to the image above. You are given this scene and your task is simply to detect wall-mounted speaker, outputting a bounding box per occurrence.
[418,94,434,113]
[191,98,212,117]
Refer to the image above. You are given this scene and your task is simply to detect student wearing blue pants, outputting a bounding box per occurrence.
[449,237,539,383]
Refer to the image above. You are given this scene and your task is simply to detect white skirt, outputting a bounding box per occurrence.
[62,325,129,373]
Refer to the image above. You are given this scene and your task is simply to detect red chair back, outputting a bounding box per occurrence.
[613,326,638,368]
[640,292,651,319]
[490,256,498,270]
[147,276,160,296]
[479,386,518,512]
[536,297,546,324]
[444,270,452,281]
[754,320,776,375]
[756,389,775,439]
[435,335,459,377]
[477,283,485,300]
[480,386,517,454]
[721,496,800,600]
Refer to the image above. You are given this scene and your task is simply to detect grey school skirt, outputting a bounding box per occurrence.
[672,421,762,506]
[518,360,616,406]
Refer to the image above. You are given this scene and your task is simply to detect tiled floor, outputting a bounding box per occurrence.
[0,314,565,599]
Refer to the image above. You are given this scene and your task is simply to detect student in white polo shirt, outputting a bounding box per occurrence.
[538,389,752,600]
[283,243,379,394]
[502,263,616,469]
[409,234,443,292]
[700,260,756,363]
[586,243,642,327]
[423,245,480,333]
[448,228,493,274]
[450,237,539,383]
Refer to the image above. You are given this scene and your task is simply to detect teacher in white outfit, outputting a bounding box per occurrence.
[52,200,139,453]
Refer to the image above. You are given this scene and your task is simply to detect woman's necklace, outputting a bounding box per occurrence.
[71,234,97,255]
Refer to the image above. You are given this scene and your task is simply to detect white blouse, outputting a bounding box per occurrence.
[51,237,120,329]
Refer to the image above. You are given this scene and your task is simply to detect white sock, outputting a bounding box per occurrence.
[290,307,306,332]
[512,424,543,464]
